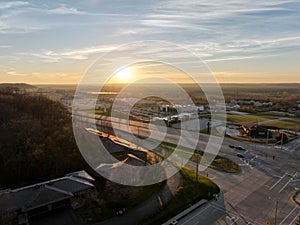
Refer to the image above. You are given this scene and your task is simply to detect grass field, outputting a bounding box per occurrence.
[260,118,300,131]
[160,142,240,173]
[226,114,272,124]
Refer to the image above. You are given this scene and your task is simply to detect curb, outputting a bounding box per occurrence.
[161,199,208,225]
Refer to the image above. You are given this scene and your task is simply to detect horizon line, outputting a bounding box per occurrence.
[1,82,299,85]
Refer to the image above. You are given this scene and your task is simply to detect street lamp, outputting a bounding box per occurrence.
[280,131,284,150]
[194,150,201,182]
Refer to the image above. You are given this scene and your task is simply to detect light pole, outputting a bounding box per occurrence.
[280,131,284,150]
[194,150,201,182]
[274,200,278,225]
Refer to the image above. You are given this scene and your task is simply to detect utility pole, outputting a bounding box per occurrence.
[136,126,140,150]
[274,200,278,225]
[194,150,201,182]
[207,122,210,134]
[280,132,284,150]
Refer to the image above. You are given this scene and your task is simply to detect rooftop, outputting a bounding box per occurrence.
[0,171,94,213]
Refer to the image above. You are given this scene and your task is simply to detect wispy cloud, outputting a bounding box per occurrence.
[0,45,11,48]
[20,45,118,62]
[0,1,28,10]
[1,0,300,83]
[47,4,87,15]
[7,69,27,77]
[0,3,102,34]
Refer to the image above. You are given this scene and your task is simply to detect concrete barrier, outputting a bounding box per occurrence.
[162,199,208,225]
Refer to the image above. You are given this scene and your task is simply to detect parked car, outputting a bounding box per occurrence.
[235,146,246,151]
[237,153,245,158]
[229,145,235,148]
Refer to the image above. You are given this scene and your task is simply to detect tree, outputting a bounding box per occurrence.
[0,91,85,188]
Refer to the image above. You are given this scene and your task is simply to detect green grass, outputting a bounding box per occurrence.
[160,142,240,173]
[226,114,272,124]
[141,167,219,225]
[260,118,300,131]
[210,156,240,173]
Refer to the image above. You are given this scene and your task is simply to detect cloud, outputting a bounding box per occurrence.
[0,1,28,10]
[7,69,27,76]
[0,3,101,34]
[21,45,118,63]
[47,5,86,15]
[0,45,11,48]
[1,0,300,84]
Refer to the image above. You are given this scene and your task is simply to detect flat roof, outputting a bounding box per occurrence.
[0,171,94,213]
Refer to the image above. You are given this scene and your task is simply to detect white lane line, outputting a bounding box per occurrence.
[209,203,260,225]
[279,178,291,193]
[269,175,285,190]
[180,205,210,225]
[230,217,239,225]
[289,212,300,225]
[279,205,299,225]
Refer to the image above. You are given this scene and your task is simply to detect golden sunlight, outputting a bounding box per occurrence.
[116,68,132,80]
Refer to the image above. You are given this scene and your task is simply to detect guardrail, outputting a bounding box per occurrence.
[161,199,208,225]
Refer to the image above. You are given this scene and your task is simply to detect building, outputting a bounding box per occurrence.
[159,104,199,114]
[242,124,279,137]
[0,171,95,225]
[232,99,273,108]
[209,103,232,112]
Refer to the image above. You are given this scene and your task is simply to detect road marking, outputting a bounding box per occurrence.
[210,202,227,212]
[209,203,260,225]
[230,217,239,225]
[278,178,291,193]
[180,205,210,225]
[279,205,298,225]
[269,174,285,190]
[289,212,300,225]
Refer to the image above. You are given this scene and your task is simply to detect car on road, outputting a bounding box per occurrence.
[235,146,246,151]
[169,220,178,225]
[237,153,245,158]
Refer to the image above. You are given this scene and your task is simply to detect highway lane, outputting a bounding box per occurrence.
[73,114,299,225]
[173,138,300,225]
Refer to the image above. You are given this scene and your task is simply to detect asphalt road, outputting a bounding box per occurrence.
[172,138,300,225]
[73,114,300,225]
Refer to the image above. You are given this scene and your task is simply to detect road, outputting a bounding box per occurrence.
[172,138,300,225]
[73,113,300,225]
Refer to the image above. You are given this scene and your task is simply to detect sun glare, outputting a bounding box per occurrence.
[117,68,132,80]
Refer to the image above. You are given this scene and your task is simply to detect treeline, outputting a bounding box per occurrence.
[0,90,85,189]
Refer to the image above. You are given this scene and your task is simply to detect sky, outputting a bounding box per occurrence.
[0,0,300,84]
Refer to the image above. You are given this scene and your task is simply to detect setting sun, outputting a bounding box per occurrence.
[116,68,132,80]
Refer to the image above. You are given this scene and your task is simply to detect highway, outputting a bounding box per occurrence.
[169,139,300,225]
[73,113,300,225]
